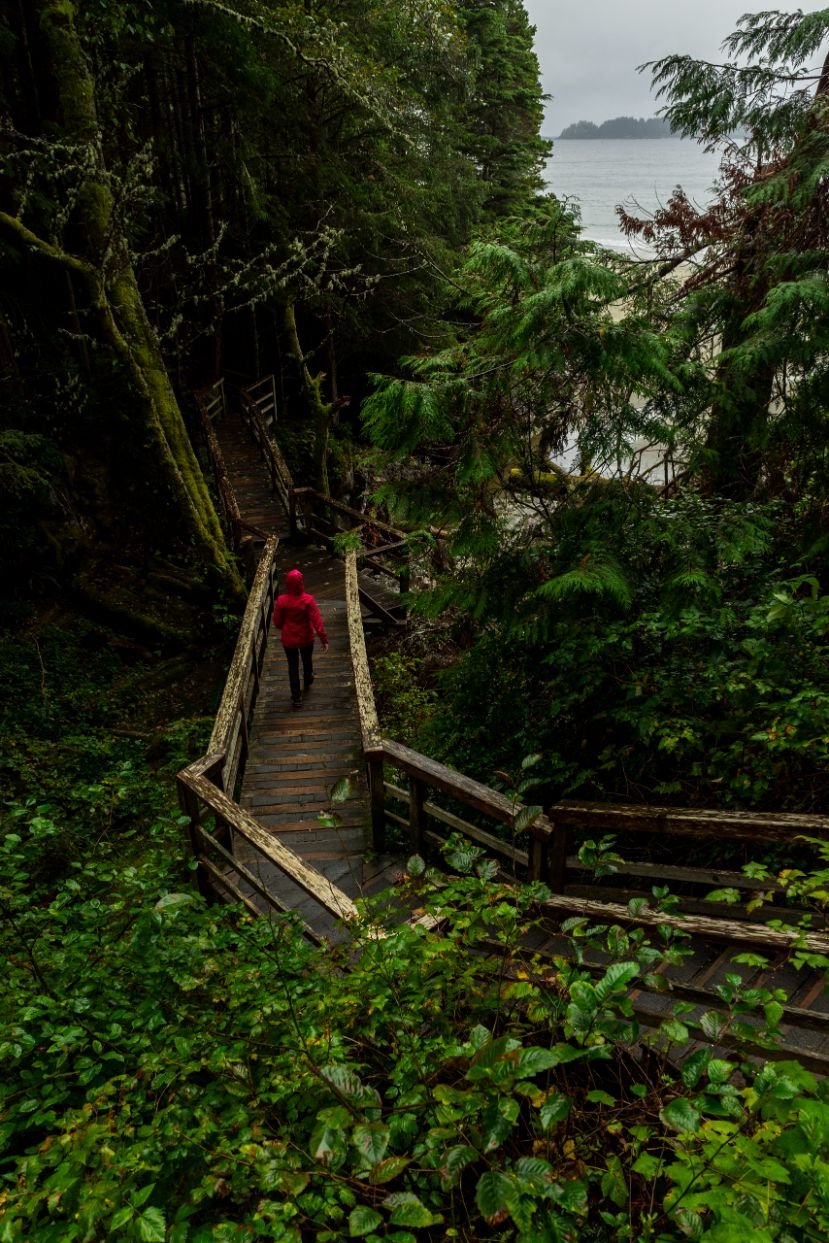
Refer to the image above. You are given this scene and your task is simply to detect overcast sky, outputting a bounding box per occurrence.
[523,0,829,134]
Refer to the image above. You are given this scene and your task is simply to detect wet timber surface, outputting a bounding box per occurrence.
[213,410,403,939]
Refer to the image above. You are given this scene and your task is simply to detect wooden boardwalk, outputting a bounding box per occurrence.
[213,411,402,938]
[200,403,829,1069]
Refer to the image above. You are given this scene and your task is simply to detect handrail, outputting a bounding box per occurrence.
[208,536,278,794]
[197,394,244,551]
[547,800,829,842]
[196,377,227,423]
[343,547,548,858]
[239,384,295,520]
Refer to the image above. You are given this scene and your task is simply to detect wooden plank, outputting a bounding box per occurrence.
[358,586,405,626]
[293,487,405,540]
[566,856,784,893]
[410,777,426,854]
[540,892,829,955]
[200,856,262,917]
[550,800,829,843]
[181,772,359,923]
[562,883,801,925]
[209,539,278,758]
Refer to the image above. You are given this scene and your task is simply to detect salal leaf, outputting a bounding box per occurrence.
[353,1122,390,1166]
[348,1206,383,1237]
[660,1097,701,1132]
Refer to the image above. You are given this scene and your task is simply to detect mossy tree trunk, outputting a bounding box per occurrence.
[284,302,332,497]
[6,0,242,597]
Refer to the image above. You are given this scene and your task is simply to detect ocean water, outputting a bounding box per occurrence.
[542,137,723,254]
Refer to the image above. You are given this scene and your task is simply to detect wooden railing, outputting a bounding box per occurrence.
[344,551,829,917]
[236,373,413,621]
[344,550,551,864]
[196,381,269,562]
[239,381,296,522]
[177,536,359,940]
[299,490,410,623]
[244,373,277,429]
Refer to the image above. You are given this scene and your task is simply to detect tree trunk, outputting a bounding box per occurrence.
[34,0,242,596]
[284,302,331,496]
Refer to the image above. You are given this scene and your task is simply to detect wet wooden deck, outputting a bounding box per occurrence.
[213,411,402,937]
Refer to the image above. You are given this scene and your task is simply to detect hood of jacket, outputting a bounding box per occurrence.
[285,568,304,595]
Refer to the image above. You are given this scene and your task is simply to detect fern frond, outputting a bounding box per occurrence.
[362,375,453,455]
[536,555,633,610]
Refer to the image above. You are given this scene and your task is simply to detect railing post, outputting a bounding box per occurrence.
[528,834,545,883]
[399,555,410,604]
[367,751,386,852]
[177,777,213,904]
[409,776,426,855]
[527,822,568,892]
[289,490,298,539]
[547,821,569,892]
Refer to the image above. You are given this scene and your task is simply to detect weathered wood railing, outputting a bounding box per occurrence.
[344,547,829,1068]
[299,489,410,623]
[196,381,270,561]
[244,373,277,430]
[239,380,296,522]
[344,550,552,863]
[537,801,829,919]
[235,372,413,621]
[344,550,829,919]
[177,537,359,940]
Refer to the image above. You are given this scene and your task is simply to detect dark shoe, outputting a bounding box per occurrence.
[304,674,314,690]
[292,697,302,709]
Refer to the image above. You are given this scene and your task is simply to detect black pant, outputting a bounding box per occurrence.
[285,644,313,702]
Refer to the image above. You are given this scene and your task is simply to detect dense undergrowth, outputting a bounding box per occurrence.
[3,611,829,1242]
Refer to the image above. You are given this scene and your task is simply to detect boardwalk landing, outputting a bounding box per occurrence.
[214,412,402,937]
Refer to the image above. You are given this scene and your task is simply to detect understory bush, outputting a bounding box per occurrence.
[3,812,829,1242]
[423,494,829,811]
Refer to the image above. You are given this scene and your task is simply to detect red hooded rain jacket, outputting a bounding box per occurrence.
[273,569,329,649]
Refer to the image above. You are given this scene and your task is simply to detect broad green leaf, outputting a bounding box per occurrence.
[383,1192,440,1227]
[587,1089,615,1107]
[539,1093,572,1130]
[468,1035,521,1072]
[475,1170,515,1222]
[700,1011,726,1040]
[594,962,638,1003]
[110,1207,134,1231]
[136,1207,166,1243]
[514,804,542,833]
[349,1206,383,1237]
[632,1152,662,1178]
[321,1063,364,1101]
[330,776,353,803]
[353,1122,389,1166]
[370,1156,411,1184]
[660,1098,701,1132]
[513,1156,553,1185]
[153,893,193,913]
[441,1145,478,1182]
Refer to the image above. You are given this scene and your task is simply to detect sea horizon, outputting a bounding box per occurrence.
[542,136,723,253]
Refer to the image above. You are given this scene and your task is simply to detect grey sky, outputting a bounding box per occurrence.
[523,0,829,134]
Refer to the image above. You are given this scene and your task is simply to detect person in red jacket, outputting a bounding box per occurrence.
[272,568,329,708]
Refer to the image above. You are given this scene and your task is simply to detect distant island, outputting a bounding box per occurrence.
[558,116,673,140]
